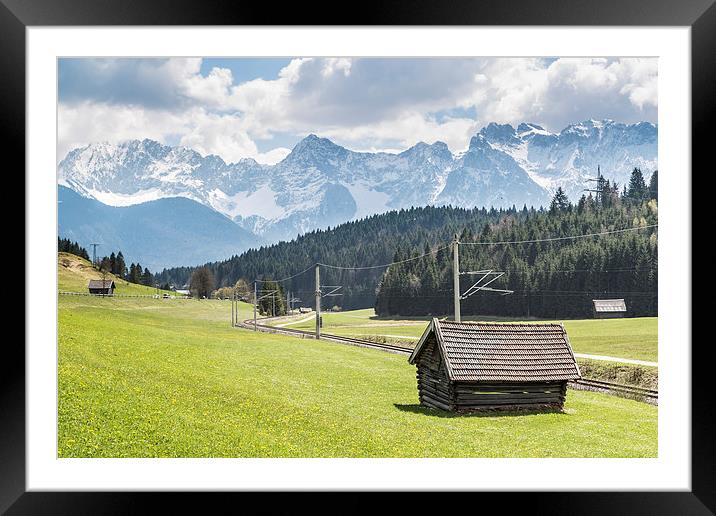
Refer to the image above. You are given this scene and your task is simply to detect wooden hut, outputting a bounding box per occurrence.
[592,299,627,318]
[408,319,581,412]
[88,279,115,295]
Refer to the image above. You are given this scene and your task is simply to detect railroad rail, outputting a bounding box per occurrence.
[238,318,411,355]
[238,317,658,404]
[569,378,658,405]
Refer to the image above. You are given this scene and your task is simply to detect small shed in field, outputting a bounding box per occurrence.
[408,319,581,412]
[88,279,115,295]
[592,298,627,318]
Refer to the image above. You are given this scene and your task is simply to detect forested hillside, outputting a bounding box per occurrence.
[157,171,657,318]
[156,204,503,308]
[375,201,657,318]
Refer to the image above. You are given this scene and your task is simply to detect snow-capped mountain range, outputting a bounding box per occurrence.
[59,119,657,245]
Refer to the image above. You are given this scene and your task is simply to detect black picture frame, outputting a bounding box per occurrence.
[5,0,710,512]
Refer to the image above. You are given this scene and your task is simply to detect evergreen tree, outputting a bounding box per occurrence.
[648,170,658,200]
[128,263,140,284]
[116,251,127,279]
[549,187,571,213]
[257,280,286,316]
[58,238,90,260]
[626,168,648,201]
[99,256,111,274]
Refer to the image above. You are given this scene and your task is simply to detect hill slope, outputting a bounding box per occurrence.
[58,252,173,295]
[58,186,261,271]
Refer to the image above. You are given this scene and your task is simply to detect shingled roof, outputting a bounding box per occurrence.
[88,279,115,289]
[409,319,581,382]
[592,299,627,312]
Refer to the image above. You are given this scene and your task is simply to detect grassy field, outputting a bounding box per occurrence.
[58,252,176,296]
[58,292,657,458]
[58,254,657,458]
[281,309,658,362]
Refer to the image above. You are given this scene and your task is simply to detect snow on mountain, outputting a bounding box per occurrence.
[481,119,657,197]
[58,120,657,243]
[436,133,549,209]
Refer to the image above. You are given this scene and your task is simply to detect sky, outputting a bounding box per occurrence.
[58,57,657,165]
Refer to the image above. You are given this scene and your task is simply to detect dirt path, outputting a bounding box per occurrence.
[275,314,315,327]
[573,353,657,367]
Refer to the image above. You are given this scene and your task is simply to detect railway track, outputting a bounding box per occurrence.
[238,318,411,355]
[569,378,658,405]
[238,317,658,404]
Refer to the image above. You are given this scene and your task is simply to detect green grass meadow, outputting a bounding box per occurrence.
[58,293,657,458]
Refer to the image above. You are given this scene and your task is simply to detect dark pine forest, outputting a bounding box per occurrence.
[156,169,658,319]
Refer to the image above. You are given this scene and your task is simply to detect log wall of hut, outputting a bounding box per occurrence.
[415,335,453,411]
[452,381,567,411]
[415,335,567,411]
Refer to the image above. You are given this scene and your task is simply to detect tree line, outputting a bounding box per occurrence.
[156,168,657,318]
[58,237,156,288]
[58,237,90,261]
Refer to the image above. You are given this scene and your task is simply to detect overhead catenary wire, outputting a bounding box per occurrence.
[254,263,316,284]
[458,224,657,245]
[317,243,451,271]
[251,224,657,281]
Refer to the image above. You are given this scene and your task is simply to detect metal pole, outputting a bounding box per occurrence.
[232,291,235,326]
[287,289,290,316]
[315,264,321,339]
[453,234,461,322]
[253,281,257,331]
[526,290,530,319]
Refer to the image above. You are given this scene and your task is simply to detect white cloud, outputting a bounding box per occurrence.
[58,57,657,163]
[57,101,188,161]
[59,102,286,165]
[464,57,657,131]
[254,147,292,165]
[178,111,258,162]
[321,112,479,154]
[321,58,352,78]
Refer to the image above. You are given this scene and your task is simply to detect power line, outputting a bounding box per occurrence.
[318,244,451,271]
[459,224,657,246]
[255,263,316,283]
[503,267,657,274]
[248,225,657,290]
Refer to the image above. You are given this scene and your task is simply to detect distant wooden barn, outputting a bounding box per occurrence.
[88,279,115,295]
[592,299,627,318]
[408,319,581,412]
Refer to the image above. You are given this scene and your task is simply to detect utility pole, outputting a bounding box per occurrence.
[315,264,321,339]
[585,165,606,209]
[526,290,530,319]
[453,234,461,323]
[253,281,257,331]
[287,290,290,316]
[90,243,101,267]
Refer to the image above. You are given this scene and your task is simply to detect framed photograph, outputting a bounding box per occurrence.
[7,0,711,512]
